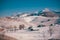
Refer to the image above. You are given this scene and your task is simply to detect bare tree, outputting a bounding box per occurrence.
[49,26,53,36]
[19,24,25,30]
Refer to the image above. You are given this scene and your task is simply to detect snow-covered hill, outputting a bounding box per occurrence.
[0,8,60,40]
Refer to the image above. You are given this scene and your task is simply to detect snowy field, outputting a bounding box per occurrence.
[5,30,49,40]
[4,26,60,40]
